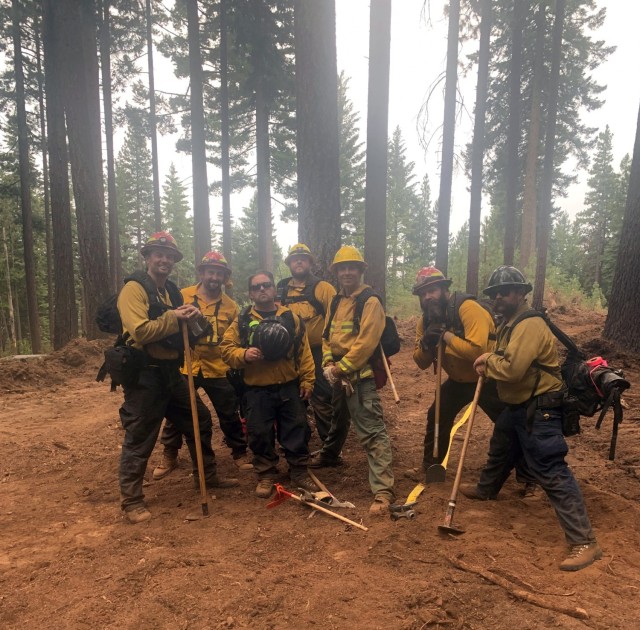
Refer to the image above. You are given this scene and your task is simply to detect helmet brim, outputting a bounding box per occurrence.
[141,244,184,263]
[411,277,452,295]
[329,260,368,273]
[285,252,314,266]
[483,282,533,296]
[197,262,231,275]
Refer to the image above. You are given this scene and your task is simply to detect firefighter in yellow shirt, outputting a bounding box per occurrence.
[309,246,395,516]
[411,266,505,478]
[116,233,237,524]
[220,271,316,499]
[153,252,252,481]
[276,243,336,442]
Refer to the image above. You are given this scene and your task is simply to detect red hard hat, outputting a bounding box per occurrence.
[198,251,231,274]
[140,231,183,262]
[412,266,452,295]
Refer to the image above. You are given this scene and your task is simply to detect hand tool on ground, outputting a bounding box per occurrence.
[307,470,355,508]
[425,340,446,483]
[438,377,484,536]
[267,484,368,531]
[389,479,426,520]
[182,321,210,521]
[380,344,400,404]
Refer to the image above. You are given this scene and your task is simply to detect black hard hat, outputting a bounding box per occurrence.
[253,319,291,361]
[483,265,532,296]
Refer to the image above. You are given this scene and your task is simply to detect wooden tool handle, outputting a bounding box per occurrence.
[379,344,400,404]
[291,492,368,531]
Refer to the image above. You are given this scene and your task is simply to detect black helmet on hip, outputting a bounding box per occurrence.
[483,265,532,296]
[253,319,292,361]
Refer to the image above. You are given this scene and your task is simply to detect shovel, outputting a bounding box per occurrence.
[425,340,446,483]
[438,377,484,536]
[182,322,210,521]
[307,470,355,509]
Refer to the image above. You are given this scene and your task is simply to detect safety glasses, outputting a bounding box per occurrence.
[250,281,273,291]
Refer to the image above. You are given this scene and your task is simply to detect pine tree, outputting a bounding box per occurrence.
[405,174,436,283]
[338,72,366,248]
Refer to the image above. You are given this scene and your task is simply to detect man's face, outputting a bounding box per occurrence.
[490,286,523,318]
[417,284,447,320]
[288,254,311,280]
[145,248,177,277]
[200,267,226,295]
[335,263,363,292]
[249,274,276,308]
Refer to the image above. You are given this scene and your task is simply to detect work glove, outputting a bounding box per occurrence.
[421,322,446,351]
[323,365,339,385]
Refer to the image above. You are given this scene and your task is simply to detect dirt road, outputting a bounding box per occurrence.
[1,309,639,629]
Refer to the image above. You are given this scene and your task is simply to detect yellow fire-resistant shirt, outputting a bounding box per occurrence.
[180,285,238,379]
[413,299,495,383]
[220,305,315,390]
[278,277,336,348]
[117,277,180,361]
[485,301,563,405]
[321,284,385,381]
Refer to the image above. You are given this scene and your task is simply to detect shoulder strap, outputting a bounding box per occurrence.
[238,305,253,348]
[501,309,543,348]
[323,294,343,340]
[277,275,325,318]
[447,291,475,337]
[276,277,292,304]
[353,287,379,336]
[165,279,183,308]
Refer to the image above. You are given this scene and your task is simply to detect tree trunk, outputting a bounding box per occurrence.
[466,0,491,295]
[43,0,78,349]
[294,0,341,277]
[35,19,54,345]
[256,83,273,271]
[219,0,232,266]
[145,0,162,231]
[12,0,42,354]
[364,0,391,302]
[187,0,211,265]
[532,0,565,309]
[2,227,17,354]
[503,0,526,266]
[57,0,110,340]
[98,0,122,292]
[604,103,640,350]
[519,3,545,271]
[435,0,460,275]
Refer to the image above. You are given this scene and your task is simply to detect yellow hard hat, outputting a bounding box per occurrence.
[285,243,314,265]
[329,245,367,272]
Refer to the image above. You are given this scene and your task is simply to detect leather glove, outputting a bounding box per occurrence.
[422,322,446,351]
[323,365,339,385]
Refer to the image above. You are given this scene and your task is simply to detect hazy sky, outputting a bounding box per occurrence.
[152,0,640,253]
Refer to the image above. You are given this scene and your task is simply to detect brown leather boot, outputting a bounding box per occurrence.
[152,451,178,480]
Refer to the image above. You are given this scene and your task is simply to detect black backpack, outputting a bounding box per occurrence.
[504,308,630,459]
[445,291,499,339]
[276,275,326,319]
[323,287,401,358]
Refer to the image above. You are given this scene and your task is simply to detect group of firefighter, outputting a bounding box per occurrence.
[114,230,602,572]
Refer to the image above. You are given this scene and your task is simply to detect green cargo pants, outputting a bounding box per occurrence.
[321,378,395,500]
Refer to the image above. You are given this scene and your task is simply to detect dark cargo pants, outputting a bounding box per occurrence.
[242,380,311,477]
[160,375,247,457]
[118,367,218,511]
[310,345,334,442]
[479,406,596,545]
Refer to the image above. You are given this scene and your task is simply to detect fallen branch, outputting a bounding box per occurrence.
[447,555,589,620]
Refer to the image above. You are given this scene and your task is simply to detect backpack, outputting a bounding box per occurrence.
[276,275,326,319]
[445,291,498,339]
[323,287,401,359]
[504,308,630,459]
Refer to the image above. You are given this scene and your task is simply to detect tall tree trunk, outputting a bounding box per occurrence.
[503,0,526,266]
[604,103,640,350]
[532,0,565,309]
[466,0,491,295]
[12,0,42,354]
[186,0,211,264]
[2,227,17,353]
[43,0,78,349]
[98,0,122,292]
[294,0,341,276]
[435,0,460,275]
[145,0,162,231]
[219,0,232,265]
[364,0,391,302]
[519,3,545,270]
[58,0,110,340]
[35,19,54,345]
[255,83,273,271]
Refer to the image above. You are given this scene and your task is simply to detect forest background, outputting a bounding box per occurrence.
[1,0,640,355]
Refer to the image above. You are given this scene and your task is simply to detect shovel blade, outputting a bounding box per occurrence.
[185,503,210,521]
[425,464,446,484]
[438,523,465,535]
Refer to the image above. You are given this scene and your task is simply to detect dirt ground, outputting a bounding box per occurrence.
[1,308,639,629]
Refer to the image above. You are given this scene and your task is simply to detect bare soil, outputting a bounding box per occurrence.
[1,309,639,629]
